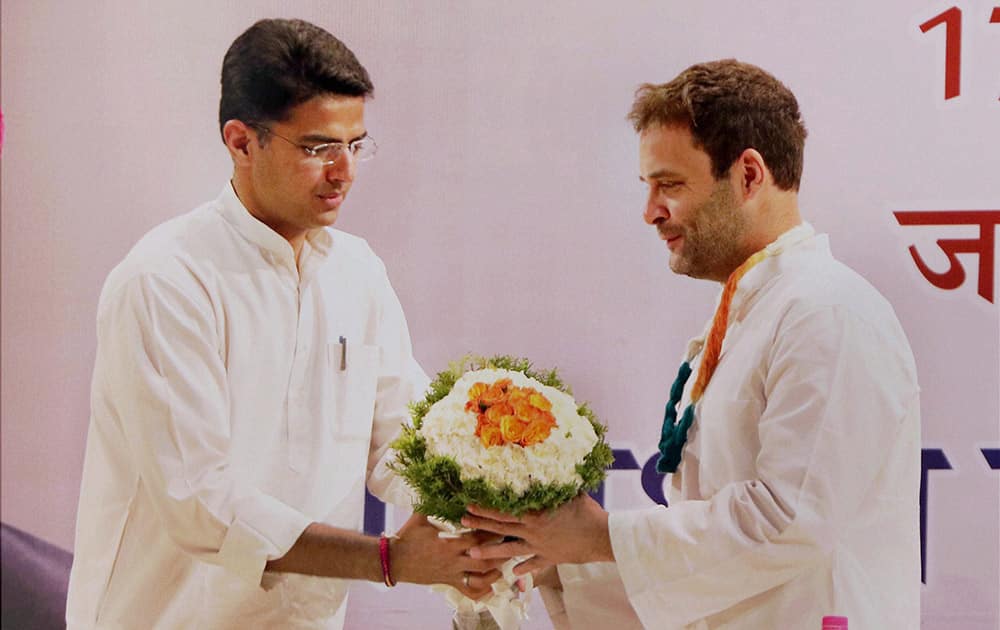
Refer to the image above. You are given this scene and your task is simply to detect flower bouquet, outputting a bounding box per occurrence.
[390,355,614,629]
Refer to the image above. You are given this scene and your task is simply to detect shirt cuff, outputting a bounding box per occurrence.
[557,561,645,630]
[608,508,668,628]
[218,495,312,589]
[536,585,571,630]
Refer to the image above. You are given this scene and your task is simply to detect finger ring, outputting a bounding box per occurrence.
[462,573,471,588]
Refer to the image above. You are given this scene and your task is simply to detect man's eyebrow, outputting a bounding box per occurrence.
[299,131,369,144]
[640,169,681,182]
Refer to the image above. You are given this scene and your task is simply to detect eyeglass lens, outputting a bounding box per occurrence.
[316,139,376,163]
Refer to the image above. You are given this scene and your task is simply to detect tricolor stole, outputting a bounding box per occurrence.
[656,224,816,474]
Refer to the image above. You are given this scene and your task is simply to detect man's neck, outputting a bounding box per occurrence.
[745,189,802,253]
[230,175,307,260]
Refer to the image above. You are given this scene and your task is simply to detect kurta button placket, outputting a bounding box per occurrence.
[287,252,320,473]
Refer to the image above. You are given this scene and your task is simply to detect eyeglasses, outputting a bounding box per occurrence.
[249,123,377,165]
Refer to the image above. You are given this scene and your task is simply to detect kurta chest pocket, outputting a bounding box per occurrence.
[327,341,380,441]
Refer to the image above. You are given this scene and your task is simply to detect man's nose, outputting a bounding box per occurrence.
[325,149,355,182]
[644,191,668,225]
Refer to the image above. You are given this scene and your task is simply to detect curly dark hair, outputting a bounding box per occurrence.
[218,18,373,140]
[629,59,807,191]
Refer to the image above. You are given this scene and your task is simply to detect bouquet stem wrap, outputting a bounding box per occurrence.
[431,518,530,630]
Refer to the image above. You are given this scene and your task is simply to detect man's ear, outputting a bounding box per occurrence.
[222,119,254,166]
[733,148,767,200]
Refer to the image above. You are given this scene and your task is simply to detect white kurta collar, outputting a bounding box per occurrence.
[215,182,334,266]
[683,222,818,363]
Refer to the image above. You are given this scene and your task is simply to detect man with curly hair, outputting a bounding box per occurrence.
[465,59,921,629]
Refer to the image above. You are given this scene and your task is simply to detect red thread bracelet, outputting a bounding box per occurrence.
[378,534,396,587]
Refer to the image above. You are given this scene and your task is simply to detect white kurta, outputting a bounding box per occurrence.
[553,225,921,629]
[66,184,429,629]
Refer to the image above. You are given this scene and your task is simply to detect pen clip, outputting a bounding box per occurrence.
[339,336,347,370]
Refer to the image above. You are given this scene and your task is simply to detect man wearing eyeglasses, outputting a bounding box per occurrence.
[66,19,503,629]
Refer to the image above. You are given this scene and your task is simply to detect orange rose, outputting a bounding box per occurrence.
[518,404,547,426]
[468,382,488,400]
[510,398,535,420]
[500,415,528,444]
[466,382,490,413]
[529,392,552,412]
[480,379,511,406]
[506,387,530,405]
[520,413,557,446]
[477,422,504,448]
[485,402,514,423]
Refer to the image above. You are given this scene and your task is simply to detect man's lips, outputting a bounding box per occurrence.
[318,191,344,207]
[657,228,683,249]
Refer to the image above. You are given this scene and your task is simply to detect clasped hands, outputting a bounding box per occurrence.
[394,493,611,599]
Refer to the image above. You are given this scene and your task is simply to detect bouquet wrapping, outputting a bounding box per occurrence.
[391,356,614,629]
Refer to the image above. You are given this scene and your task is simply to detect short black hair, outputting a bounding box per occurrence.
[218,18,373,139]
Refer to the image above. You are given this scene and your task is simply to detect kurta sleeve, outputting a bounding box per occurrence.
[551,562,645,630]
[363,263,430,507]
[608,304,919,627]
[96,272,311,587]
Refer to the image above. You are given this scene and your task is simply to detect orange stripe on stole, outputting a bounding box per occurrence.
[690,249,769,402]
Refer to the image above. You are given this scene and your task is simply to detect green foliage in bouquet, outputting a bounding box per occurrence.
[390,355,615,524]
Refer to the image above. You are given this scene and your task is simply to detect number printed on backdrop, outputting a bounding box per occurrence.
[919,5,1000,101]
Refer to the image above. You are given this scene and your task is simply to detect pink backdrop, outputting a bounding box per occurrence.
[2,2,998,628]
